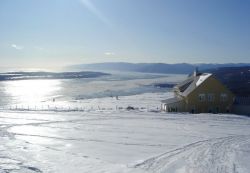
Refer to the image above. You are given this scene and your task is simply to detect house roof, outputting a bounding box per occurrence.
[161,97,183,104]
[175,73,212,97]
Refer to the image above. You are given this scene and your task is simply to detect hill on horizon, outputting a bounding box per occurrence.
[67,62,250,74]
[208,66,250,97]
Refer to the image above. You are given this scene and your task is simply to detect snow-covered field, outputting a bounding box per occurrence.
[0,92,250,173]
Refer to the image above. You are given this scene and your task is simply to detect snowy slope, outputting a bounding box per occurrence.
[0,93,250,172]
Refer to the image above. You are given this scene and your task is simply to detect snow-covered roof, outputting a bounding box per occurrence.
[174,73,212,97]
[161,97,183,104]
[196,73,212,87]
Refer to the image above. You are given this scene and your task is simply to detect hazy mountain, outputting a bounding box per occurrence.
[67,62,250,74]
[207,66,250,96]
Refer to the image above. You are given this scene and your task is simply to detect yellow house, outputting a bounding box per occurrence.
[161,72,235,114]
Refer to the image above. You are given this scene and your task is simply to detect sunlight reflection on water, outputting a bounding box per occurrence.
[0,73,186,107]
[3,80,61,105]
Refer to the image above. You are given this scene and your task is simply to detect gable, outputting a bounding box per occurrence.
[187,76,234,98]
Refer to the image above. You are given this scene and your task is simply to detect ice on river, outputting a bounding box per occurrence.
[0,92,250,173]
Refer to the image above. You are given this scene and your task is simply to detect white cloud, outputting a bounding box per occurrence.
[104,52,115,56]
[11,44,23,50]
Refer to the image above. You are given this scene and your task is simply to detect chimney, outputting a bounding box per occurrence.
[193,67,199,76]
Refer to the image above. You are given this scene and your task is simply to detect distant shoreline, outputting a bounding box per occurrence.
[0,71,110,81]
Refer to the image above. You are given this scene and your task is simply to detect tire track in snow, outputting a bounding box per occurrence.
[134,135,250,173]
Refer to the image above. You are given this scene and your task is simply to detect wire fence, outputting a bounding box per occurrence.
[0,105,161,113]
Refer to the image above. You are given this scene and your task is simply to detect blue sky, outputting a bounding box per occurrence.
[0,0,249,69]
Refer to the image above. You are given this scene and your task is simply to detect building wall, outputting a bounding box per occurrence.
[162,100,185,112]
[232,105,250,116]
[184,76,235,113]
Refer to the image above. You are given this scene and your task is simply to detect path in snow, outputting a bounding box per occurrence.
[135,135,250,173]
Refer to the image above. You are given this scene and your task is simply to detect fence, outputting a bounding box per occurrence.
[0,105,160,113]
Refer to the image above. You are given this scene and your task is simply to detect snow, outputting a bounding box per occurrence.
[196,73,212,87]
[0,92,250,172]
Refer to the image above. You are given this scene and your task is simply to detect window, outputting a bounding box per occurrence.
[198,94,206,102]
[207,93,215,102]
[220,93,228,102]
